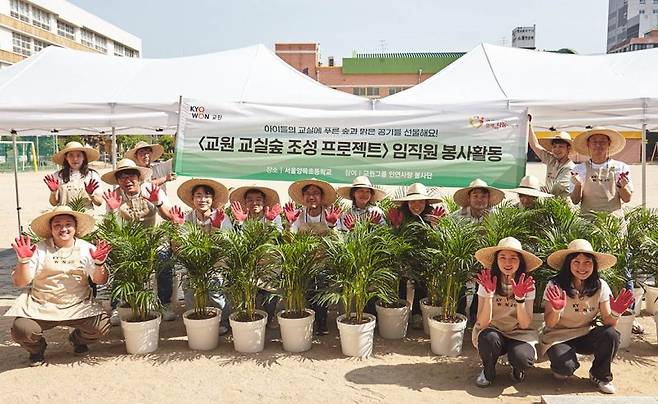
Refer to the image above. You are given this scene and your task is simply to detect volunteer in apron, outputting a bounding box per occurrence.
[527,117,575,198]
[336,176,387,230]
[174,178,233,334]
[229,185,282,327]
[43,141,103,211]
[101,158,177,323]
[509,175,553,210]
[541,239,634,394]
[125,140,176,192]
[472,237,542,387]
[284,178,341,335]
[7,207,111,366]
[451,178,504,223]
[387,183,446,329]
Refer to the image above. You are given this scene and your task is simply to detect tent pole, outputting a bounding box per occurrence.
[111,127,117,169]
[11,130,22,233]
[641,98,647,207]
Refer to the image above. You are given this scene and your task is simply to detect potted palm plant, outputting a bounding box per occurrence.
[97,215,169,354]
[319,220,404,357]
[627,207,658,315]
[171,222,226,350]
[218,220,278,353]
[425,215,482,356]
[270,231,325,352]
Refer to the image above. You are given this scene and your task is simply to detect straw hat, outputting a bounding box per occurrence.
[475,237,542,272]
[547,239,617,271]
[288,178,337,206]
[100,158,150,186]
[336,176,386,202]
[573,127,626,156]
[393,183,441,204]
[229,185,280,206]
[510,175,554,198]
[177,178,229,209]
[52,141,100,166]
[538,131,573,149]
[124,141,165,163]
[30,206,95,239]
[453,178,505,208]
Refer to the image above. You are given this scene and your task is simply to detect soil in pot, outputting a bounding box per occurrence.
[379,301,407,309]
[431,315,463,323]
[186,311,219,321]
[232,312,266,322]
[280,310,313,320]
[339,315,374,325]
[125,313,158,323]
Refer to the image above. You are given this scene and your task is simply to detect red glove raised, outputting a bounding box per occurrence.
[143,183,161,204]
[324,206,342,225]
[43,175,59,192]
[169,205,185,225]
[511,273,535,300]
[231,201,248,223]
[103,190,121,210]
[264,203,282,221]
[211,209,225,228]
[476,269,497,297]
[369,211,383,225]
[387,207,404,228]
[343,213,355,231]
[283,201,301,224]
[610,288,634,316]
[546,284,567,312]
[84,178,99,195]
[12,235,36,260]
[90,240,112,264]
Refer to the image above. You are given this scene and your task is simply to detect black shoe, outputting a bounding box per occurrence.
[69,333,89,355]
[29,352,45,367]
[511,368,525,383]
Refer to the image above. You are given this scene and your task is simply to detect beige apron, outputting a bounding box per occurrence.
[580,160,623,217]
[545,156,574,198]
[539,289,600,356]
[472,294,538,355]
[57,172,95,210]
[119,190,157,227]
[298,208,332,236]
[5,240,103,321]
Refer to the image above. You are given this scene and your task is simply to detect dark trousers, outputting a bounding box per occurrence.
[157,247,174,305]
[398,277,426,315]
[257,289,280,321]
[308,275,328,327]
[478,328,536,381]
[11,313,111,354]
[547,325,620,383]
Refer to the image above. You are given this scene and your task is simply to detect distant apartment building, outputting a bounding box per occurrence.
[608,0,658,52]
[512,25,536,49]
[0,0,141,68]
[275,43,464,99]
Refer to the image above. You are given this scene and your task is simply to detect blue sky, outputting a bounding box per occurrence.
[69,0,609,61]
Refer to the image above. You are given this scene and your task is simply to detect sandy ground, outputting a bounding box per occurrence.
[0,162,657,403]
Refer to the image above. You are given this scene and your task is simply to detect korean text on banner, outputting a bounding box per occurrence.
[175,99,527,188]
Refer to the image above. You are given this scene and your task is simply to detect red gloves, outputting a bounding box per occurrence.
[324,206,342,225]
[231,201,248,223]
[546,283,567,312]
[211,209,225,228]
[387,207,404,228]
[43,175,59,192]
[283,201,301,224]
[343,214,355,231]
[90,240,112,264]
[12,235,36,262]
[264,203,282,221]
[144,183,161,204]
[103,190,121,210]
[476,269,497,297]
[84,179,99,195]
[610,288,634,316]
[169,206,185,225]
[511,273,535,300]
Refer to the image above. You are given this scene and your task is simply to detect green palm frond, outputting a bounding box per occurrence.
[66,195,88,212]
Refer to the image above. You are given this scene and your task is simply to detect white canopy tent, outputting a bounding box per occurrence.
[0,44,371,231]
[378,43,658,204]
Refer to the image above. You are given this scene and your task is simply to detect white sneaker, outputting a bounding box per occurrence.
[110,309,121,326]
[162,304,177,321]
[590,373,616,394]
[475,369,492,387]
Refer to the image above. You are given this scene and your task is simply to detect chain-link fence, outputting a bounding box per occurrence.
[0,134,58,173]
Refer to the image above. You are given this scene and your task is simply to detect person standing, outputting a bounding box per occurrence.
[510,175,554,210]
[125,140,176,192]
[336,176,387,230]
[451,179,505,222]
[527,118,575,198]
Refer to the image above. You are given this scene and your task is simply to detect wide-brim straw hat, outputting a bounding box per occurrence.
[453,178,505,208]
[547,239,617,270]
[475,237,542,272]
[573,127,626,156]
[101,158,150,186]
[288,178,337,206]
[177,178,229,209]
[124,141,165,163]
[539,131,573,149]
[229,185,280,206]
[52,141,100,166]
[336,176,386,202]
[393,182,441,204]
[510,175,554,198]
[30,206,95,239]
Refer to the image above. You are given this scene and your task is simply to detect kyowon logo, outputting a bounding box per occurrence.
[189,105,222,121]
[469,115,509,130]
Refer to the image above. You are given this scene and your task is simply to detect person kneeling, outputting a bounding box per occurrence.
[473,237,542,387]
[6,207,112,366]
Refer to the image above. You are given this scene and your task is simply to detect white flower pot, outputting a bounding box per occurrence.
[428,313,467,357]
[120,312,162,355]
[375,300,410,339]
[633,287,644,317]
[228,309,268,353]
[645,284,658,315]
[118,305,133,321]
[336,313,376,358]
[531,312,544,331]
[419,298,442,336]
[615,313,635,349]
[277,309,315,353]
[183,308,221,351]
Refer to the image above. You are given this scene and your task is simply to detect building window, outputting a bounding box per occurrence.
[124,47,138,58]
[640,0,645,3]
[366,87,380,96]
[33,39,49,52]
[352,87,367,96]
[57,20,75,40]
[12,32,31,56]
[31,7,50,31]
[94,34,107,54]
[388,87,405,95]
[10,0,30,22]
[114,42,125,56]
[654,0,658,4]
[81,29,94,48]
[640,9,645,14]
[654,8,658,13]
